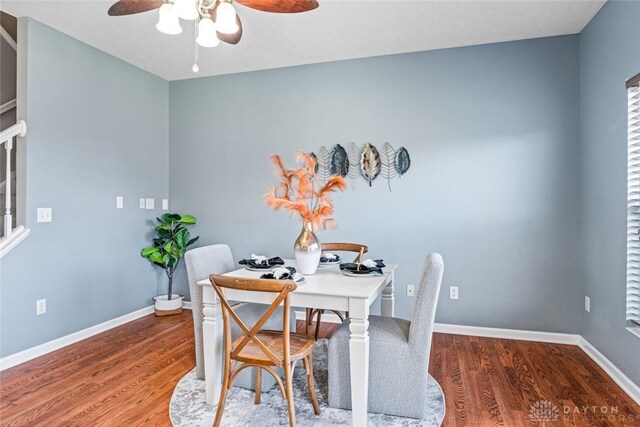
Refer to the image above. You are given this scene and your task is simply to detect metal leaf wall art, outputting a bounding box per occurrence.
[316,146,331,182]
[360,143,381,187]
[395,147,411,177]
[347,142,362,180]
[330,144,349,177]
[381,142,397,191]
[312,142,411,191]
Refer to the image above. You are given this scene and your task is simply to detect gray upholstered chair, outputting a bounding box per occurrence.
[185,244,293,391]
[327,253,444,419]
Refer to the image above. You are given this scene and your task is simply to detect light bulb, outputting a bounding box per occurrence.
[196,16,220,47]
[174,0,199,20]
[215,1,239,35]
[156,3,182,35]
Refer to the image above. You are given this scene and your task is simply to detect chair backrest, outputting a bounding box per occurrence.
[185,244,235,286]
[185,245,236,379]
[209,274,296,367]
[321,242,369,263]
[408,253,444,362]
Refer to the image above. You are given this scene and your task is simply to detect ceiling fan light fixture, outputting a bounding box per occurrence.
[196,17,220,47]
[215,1,239,34]
[156,3,182,35]
[174,0,199,20]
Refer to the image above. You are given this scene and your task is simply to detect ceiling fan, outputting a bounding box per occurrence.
[108,0,319,62]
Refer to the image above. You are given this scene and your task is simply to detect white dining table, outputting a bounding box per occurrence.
[196,259,397,427]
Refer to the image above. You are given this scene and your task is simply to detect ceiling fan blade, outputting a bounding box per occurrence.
[211,9,243,45]
[234,0,319,13]
[108,0,163,16]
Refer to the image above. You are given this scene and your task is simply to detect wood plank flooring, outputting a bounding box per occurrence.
[1,312,638,426]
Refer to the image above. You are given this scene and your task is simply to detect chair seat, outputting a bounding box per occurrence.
[233,330,315,365]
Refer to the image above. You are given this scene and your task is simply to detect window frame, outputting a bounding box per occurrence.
[626,72,640,334]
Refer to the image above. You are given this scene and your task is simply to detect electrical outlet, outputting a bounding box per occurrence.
[36,299,46,315]
[36,208,52,223]
[145,198,155,209]
[139,198,146,209]
[116,196,123,209]
[585,296,590,312]
[407,284,415,297]
[449,286,459,300]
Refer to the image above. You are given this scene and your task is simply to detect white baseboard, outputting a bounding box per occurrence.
[433,323,580,345]
[578,337,640,405]
[0,305,155,371]
[1,300,195,372]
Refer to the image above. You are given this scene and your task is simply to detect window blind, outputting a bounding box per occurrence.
[627,82,640,327]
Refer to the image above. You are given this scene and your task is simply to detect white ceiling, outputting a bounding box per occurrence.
[1,0,605,81]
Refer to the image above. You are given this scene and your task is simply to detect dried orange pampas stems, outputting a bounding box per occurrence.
[265,151,347,230]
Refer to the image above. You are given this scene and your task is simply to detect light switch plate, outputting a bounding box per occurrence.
[116,196,124,209]
[162,199,169,211]
[36,208,52,223]
[145,198,155,209]
[585,296,590,312]
[139,198,146,209]
[449,286,459,300]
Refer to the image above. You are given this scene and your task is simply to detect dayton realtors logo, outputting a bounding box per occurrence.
[529,400,639,425]
[528,400,559,423]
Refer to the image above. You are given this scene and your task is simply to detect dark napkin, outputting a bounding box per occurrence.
[261,267,297,280]
[339,259,385,275]
[239,256,285,269]
[320,253,341,263]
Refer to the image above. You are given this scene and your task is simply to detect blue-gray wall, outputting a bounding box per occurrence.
[169,35,582,333]
[0,20,170,357]
[579,0,640,385]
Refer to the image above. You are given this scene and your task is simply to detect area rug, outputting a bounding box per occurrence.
[170,340,445,426]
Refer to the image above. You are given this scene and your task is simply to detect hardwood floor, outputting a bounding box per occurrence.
[1,312,638,426]
[429,334,640,426]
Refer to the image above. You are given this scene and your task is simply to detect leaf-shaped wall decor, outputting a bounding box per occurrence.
[317,146,331,182]
[381,142,397,191]
[347,142,361,179]
[360,143,381,187]
[309,152,319,174]
[395,147,411,177]
[330,144,349,177]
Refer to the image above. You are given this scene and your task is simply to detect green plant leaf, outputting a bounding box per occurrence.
[164,213,181,223]
[141,247,158,257]
[149,252,164,264]
[175,228,188,248]
[187,236,200,247]
[179,215,196,224]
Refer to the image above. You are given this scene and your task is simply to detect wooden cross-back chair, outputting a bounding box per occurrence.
[209,274,320,427]
[305,242,369,340]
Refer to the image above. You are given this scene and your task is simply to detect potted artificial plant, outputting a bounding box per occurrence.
[142,213,199,316]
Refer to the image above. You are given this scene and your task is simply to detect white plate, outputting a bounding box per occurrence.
[293,273,305,282]
[319,260,341,266]
[341,270,382,277]
[244,265,275,272]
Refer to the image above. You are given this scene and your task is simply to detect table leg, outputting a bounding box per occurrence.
[348,300,370,427]
[381,271,395,317]
[202,286,223,406]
